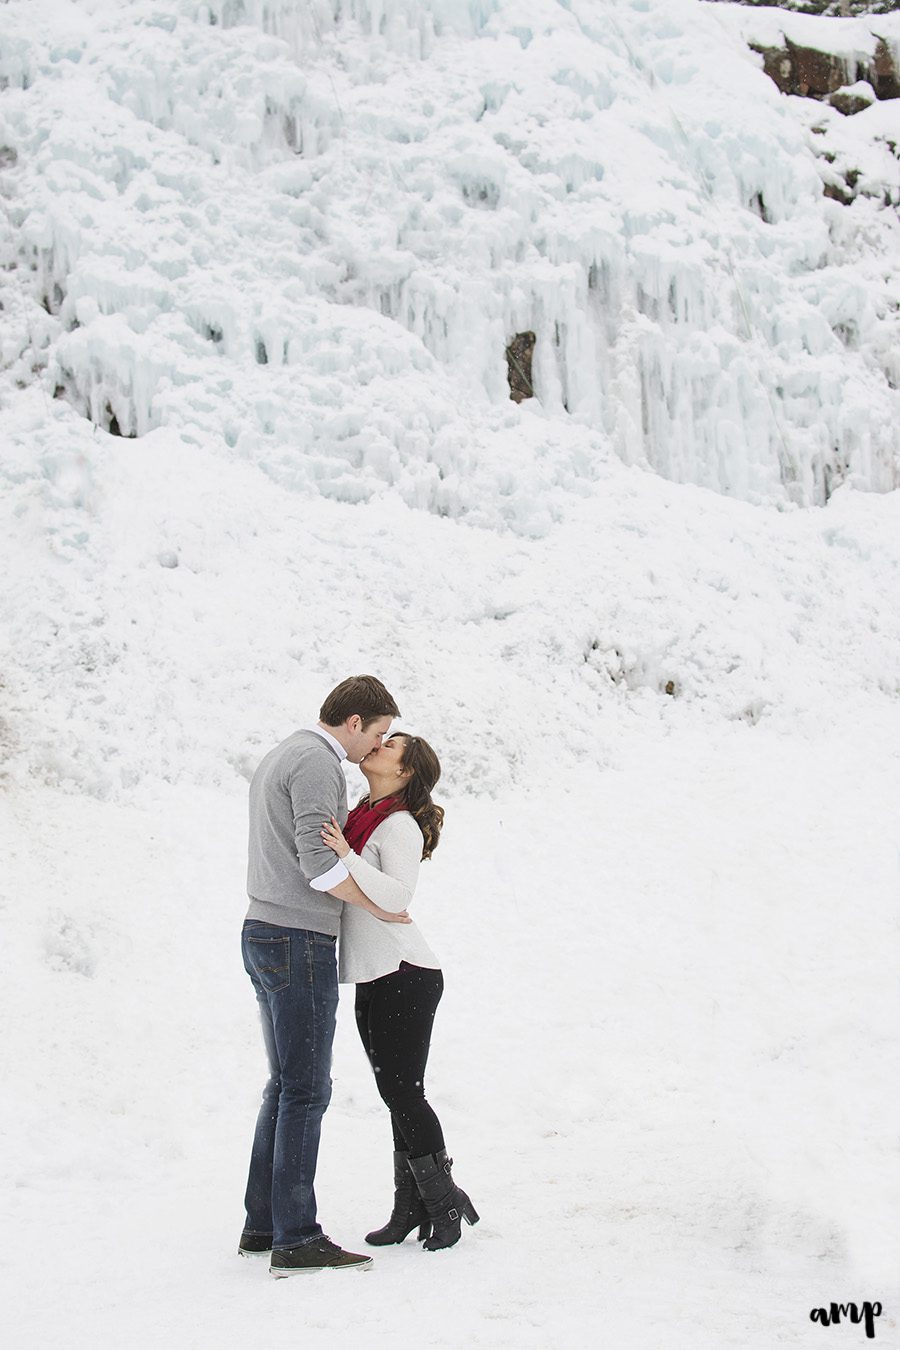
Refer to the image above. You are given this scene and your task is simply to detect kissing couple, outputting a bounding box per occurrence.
[238,675,478,1275]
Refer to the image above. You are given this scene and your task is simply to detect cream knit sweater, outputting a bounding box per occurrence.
[338,811,441,983]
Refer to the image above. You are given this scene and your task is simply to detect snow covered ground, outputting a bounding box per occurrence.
[4,710,900,1346]
[2,0,900,1345]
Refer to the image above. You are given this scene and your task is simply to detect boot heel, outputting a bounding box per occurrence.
[409,1149,478,1250]
[417,1221,432,1241]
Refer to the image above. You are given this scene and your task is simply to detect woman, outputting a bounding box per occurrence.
[320,732,478,1252]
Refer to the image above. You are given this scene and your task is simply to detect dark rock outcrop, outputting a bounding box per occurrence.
[874,37,900,97]
[752,32,899,111]
[707,2,900,17]
[753,37,856,99]
[506,331,536,403]
[829,80,876,113]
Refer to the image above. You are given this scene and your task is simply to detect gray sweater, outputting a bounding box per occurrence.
[245,729,349,935]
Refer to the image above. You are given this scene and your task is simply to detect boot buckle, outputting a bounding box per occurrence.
[447,1207,459,1221]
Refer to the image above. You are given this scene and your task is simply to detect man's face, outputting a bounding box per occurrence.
[344,714,394,765]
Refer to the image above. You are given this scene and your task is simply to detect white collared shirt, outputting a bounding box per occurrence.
[308,723,347,761]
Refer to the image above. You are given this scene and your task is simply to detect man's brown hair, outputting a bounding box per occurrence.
[319,675,400,730]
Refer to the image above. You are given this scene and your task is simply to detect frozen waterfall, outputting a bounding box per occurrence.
[1,0,899,516]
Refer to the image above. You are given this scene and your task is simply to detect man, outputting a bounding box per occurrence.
[239,675,408,1276]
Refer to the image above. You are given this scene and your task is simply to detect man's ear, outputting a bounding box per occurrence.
[346,714,362,734]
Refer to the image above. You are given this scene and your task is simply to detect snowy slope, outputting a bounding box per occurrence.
[2,1,900,1347]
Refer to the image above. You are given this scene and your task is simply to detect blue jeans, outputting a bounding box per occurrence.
[241,920,339,1250]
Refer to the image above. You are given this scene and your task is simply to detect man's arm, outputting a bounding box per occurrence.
[287,754,408,922]
[289,757,350,888]
[328,874,411,925]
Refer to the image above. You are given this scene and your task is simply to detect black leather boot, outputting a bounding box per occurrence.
[407,1149,479,1251]
[365,1151,432,1246]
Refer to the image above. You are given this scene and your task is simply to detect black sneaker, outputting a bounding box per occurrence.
[238,1232,272,1257]
[269,1237,374,1277]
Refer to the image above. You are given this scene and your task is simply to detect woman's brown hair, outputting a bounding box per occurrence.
[395,732,445,860]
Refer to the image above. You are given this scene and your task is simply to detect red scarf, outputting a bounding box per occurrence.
[344,793,409,854]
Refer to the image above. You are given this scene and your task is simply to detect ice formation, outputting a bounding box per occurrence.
[1,0,899,517]
[2,0,900,801]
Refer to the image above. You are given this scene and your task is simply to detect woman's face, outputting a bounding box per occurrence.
[362,734,410,782]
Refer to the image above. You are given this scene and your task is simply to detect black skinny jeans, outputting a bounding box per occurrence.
[354,962,445,1158]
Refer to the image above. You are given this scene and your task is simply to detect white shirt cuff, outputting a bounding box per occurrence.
[310,857,350,891]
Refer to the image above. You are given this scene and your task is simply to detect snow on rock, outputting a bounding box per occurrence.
[713,2,900,105]
[709,1,900,62]
[829,79,878,116]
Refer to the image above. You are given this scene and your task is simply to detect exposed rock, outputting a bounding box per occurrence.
[753,38,855,98]
[874,37,900,98]
[829,79,877,114]
[752,32,899,104]
[707,2,900,18]
[506,330,536,403]
[822,175,856,203]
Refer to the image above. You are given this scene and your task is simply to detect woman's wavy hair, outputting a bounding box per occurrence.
[394,732,445,860]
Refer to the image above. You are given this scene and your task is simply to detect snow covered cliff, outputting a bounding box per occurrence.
[2,0,899,519]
